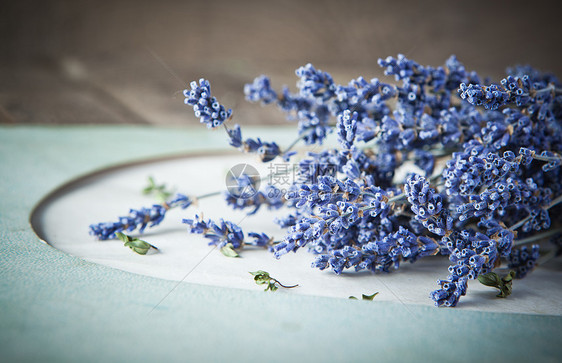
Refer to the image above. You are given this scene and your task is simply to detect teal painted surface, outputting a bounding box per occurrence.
[0,125,561,362]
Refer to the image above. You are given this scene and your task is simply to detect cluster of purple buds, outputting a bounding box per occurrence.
[183,215,244,249]
[404,174,452,236]
[226,124,282,162]
[508,245,540,278]
[244,75,278,105]
[183,216,274,252]
[296,63,336,102]
[458,83,510,110]
[184,78,232,128]
[92,53,562,308]
[89,194,192,240]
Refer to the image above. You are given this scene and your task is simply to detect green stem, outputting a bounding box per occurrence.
[514,227,562,246]
[271,278,298,289]
[195,191,222,199]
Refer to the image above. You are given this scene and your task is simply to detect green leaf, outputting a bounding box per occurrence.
[249,271,296,292]
[250,271,271,285]
[362,292,379,301]
[143,176,156,195]
[477,272,501,287]
[502,270,515,283]
[157,190,173,202]
[116,232,157,255]
[266,282,278,292]
[124,239,153,255]
[115,232,132,243]
[220,243,240,258]
[478,270,515,299]
[249,270,270,278]
[143,176,174,202]
[349,292,379,301]
[496,270,515,298]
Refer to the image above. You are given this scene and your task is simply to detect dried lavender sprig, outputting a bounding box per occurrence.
[184,78,232,128]
[89,193,193,240]
[182,77,290,162]
[182,216,276,254]
[224,123,302,162]
[184,77,305,163]
[459,79,561,110]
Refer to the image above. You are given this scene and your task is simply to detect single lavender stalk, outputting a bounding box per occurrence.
[182,216,275,257]
[89,194,192,240]
[184,78,303,163]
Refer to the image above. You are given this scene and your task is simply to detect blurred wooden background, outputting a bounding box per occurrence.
[1,0,561,126]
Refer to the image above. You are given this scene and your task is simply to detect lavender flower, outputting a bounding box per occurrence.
[183,216,244,249]
[336,110,358,150]
[225,185,285,215]
[297,109,332,145]
[183,216,274,253]
[296,63,336,102]
[404,174,452,236]
[508,245,540,278]
[184,78,232,128]
[225,123,281,162]
[244,75,278,105]
[90,194,192,240]
[431,275,468,307]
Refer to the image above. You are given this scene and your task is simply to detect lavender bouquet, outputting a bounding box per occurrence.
[90,54,562,307]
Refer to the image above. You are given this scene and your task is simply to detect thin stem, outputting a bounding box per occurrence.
[223,122,305,163]
[388,193,406,203]
[271,278,299,289]
[514,227,562,246]
[537,248,558,266]
[509,215,532,231]
[195,191,222,199]
[530,152,562,163]
[281,134,306,157]
[547,194,562,210]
